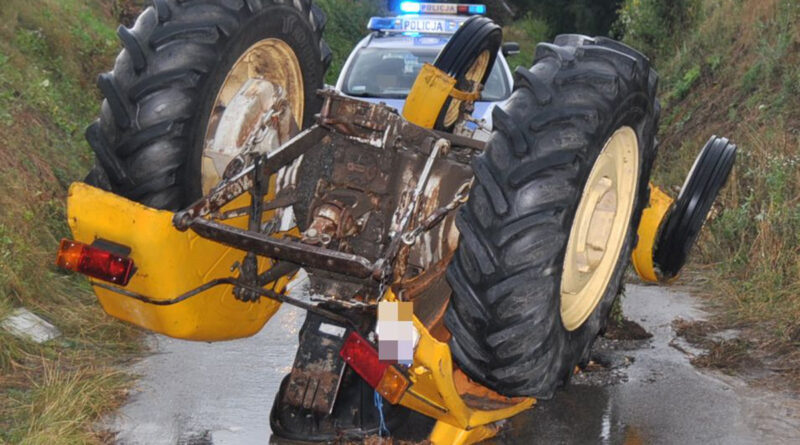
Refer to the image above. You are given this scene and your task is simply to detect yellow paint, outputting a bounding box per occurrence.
[402,63,457,129]
[631,184,674,283]
[66,182,291,341]
[382,289,534,443]
[429,420,499,445]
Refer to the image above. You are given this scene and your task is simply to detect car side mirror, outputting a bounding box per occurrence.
[502,42,520,56]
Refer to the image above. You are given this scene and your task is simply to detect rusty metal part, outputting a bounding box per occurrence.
[379,138,450,291]
[202,38,304,194]
[402,179,472,246]
[209,187,299,221]
[304,197,359,244]
[174,125,326,228]
[258,261,299,286]
[398,249,455,300]
[281,313,348,415]
[234,155,270,302]
[173,91,479,311]
[453,369,528,411]
[189,218,379,280]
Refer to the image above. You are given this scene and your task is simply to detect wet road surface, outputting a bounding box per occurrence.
[108,284,800,444]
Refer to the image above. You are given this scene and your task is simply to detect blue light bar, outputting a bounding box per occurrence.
[400,2,421,13]
[395,2,486,16]
[368,17,401,31]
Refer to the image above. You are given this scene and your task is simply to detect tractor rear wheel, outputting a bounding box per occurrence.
[85,0,330,210]
[445,35,660,398]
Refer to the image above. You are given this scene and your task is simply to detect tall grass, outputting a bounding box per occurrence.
[619,0,800,354]
[0,0,141,442]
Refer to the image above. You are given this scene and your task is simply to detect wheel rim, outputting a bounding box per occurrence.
[560,127,639,331]
[201,38,304,193]
[443,49,490,128]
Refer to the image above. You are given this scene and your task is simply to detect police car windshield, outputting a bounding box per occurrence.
[342,47,510,101]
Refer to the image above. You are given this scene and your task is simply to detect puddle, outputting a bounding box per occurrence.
[489,285,800,445]
[108,301,305,445]
[108,284,800,444]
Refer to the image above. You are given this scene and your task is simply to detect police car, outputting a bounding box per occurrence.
[335,2,518,128]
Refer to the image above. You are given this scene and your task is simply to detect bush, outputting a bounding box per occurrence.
[614,0,699,62]
[503,13,550,69]
[316,0,385,84]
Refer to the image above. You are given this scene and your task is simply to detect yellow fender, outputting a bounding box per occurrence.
[380,290,534,444]
[403,63,479,129]
[631,183,674,283]
[66,182,290,341]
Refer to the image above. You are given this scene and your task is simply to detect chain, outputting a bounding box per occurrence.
[240,94,290,155]
[401,178,473,245]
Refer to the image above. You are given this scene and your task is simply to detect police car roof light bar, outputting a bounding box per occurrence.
[398,2,486,16]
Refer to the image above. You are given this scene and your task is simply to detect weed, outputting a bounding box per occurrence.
[673,65,701,100]
[741,62,762,92]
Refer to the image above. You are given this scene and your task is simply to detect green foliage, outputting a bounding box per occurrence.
[0,0,141,441]
[614,0,699,62]
[672,65,701,100]
[503,13,550,69]
[507,0,622,37]
[316,0,385,84]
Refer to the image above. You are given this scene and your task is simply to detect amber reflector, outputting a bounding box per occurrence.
[376,365,410,404]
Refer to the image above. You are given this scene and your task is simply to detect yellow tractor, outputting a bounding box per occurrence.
[56,1,736,443]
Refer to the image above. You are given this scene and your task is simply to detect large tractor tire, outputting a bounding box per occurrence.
[85,0,330,210]
[445,35,660,398]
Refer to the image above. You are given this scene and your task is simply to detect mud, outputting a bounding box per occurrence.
[107,284,800,444]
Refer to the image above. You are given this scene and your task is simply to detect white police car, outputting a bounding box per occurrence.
[335,2,518,128]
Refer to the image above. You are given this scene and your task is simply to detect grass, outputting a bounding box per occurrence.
[620,0,800,387]
[502,13,550,69]
[0,0,142,442]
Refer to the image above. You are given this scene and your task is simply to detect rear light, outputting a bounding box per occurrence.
[56,239,135,286]
[340,331,410,404]
[376,365,410,404]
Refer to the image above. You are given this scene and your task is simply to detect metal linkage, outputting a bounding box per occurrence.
[91,275,356,328]
[375,138,450,285]
[167,92,478,304]
[173,125,327,229]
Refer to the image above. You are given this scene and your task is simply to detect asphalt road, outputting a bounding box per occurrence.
[107,283,800,444]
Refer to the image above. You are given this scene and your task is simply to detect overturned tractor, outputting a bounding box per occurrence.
[57,1,735,443]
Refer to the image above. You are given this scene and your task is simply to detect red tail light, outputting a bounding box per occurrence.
[339,331,410,404]
[56,239,135,286]
[340,331,388,387]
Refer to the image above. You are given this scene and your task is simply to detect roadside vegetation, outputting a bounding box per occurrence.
[616,0,800,387]
[0,0,142,442]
